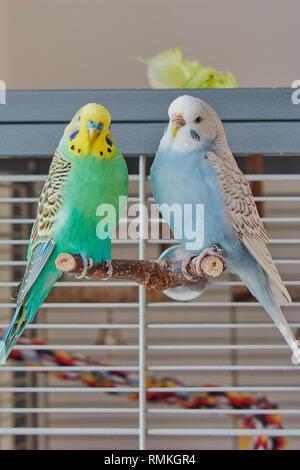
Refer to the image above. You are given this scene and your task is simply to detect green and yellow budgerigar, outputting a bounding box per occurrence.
[0,103,128,364]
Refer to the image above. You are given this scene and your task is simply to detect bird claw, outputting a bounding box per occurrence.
[75,257,94,279]
[181,254,198,282]
[84,258,94,279]
[102,261,113,280]
[193,249,213,277]
[181,245,226,281]
[194,246,227,276]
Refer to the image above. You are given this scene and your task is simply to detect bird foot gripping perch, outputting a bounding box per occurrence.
[159,244,226,301]
[181,244,227,282]
[75,257,94,279]
[103,261,113,280]
[74,258,113,280]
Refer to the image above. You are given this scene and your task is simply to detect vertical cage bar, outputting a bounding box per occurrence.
[138,155,147,450]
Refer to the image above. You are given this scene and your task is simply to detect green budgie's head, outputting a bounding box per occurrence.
[60,102,116,159]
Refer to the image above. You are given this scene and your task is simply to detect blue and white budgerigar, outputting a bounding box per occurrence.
[0,103,128,364]
[150,94,299,363]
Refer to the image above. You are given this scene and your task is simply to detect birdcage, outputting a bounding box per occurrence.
[0,89,299,450]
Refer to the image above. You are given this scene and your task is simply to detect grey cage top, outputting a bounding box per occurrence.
[0,88,300,156]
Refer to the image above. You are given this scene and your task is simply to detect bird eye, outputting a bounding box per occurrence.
[195,116,202,123]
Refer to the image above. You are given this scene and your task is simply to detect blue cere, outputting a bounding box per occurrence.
[87,120,103,132]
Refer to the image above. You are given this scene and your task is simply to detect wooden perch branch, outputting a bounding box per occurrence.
[55,248,226,291]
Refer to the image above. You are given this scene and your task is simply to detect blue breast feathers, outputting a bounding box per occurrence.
[150,148,237,255]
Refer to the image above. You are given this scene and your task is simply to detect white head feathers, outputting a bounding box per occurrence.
[168,95,205,122]
[160,94,226,153]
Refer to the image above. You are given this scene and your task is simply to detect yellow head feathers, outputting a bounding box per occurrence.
[63,103,115,158]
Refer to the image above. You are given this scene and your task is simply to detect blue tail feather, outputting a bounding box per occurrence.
[235,252,300,363]
[0,303,28,364]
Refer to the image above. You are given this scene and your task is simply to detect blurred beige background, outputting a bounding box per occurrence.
[0,0,299,89]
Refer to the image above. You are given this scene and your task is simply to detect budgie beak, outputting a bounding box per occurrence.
[171,114,186,137]
[87,120,103,138]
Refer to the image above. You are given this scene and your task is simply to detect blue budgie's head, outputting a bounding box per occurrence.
[159,94,227,154]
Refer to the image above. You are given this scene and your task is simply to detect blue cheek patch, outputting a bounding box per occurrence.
[106,136,113,147]
[190,129,201,141]
[69,129,79,140]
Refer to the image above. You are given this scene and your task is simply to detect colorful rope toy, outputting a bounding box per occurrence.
[5,333,287,450]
